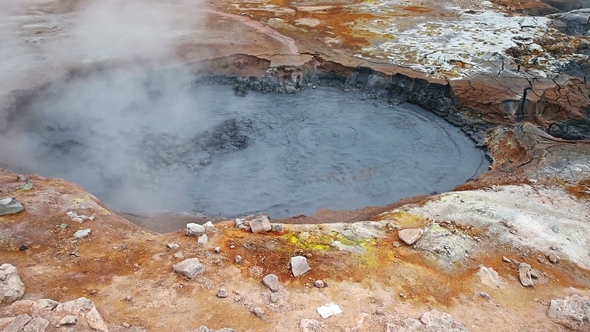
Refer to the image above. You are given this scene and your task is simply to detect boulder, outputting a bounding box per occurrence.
[249,216,271,233]
[290,256,311,277]
[187,223,206,236]
[174,258,206,279]
[398,228,423,245]
[262,274,280,292]
[0,197,24,216]
[0,264,25,304]
[547,294,590,330]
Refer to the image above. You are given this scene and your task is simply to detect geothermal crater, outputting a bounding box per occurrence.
[1,68,487,223]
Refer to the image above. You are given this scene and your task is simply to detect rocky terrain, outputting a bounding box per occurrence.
[2,0,590,331]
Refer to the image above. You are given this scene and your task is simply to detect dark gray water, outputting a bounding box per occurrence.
[3,72,488,219]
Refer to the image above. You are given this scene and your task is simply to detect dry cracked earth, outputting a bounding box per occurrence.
[2,0,590,331]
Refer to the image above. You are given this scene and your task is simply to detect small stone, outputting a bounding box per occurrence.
[550,245,558,250]
[530,269,542,279]
[252,306,265,318]
[186,223,206,236]
[547,253,560,264]
[518,263,534,287]
[72,217,84,223]
[270,224,284,232]
[197,234,208,247]
[249,216,272,233]
[60,223,68,230]
[235,255,243,264]
[478,292,491,300]
[270,292,279,303]
[262,274,280,292]
[122,322,131,328]
[314,280,325,288]
[217,288,228,298]
[174,251,184,259]
[291,256,311,277]
[167,243,180,250]
[23,317,49,332]
[59,315,77,325]
[235,218,245,227]
[173,258,205,279]
[3,314,31,332]
[214,247,221,254]
[502,256,511,263]
[420,310,468,331]
[85,308,108,332]
[0,197,24,216]
[73,229,91,239]
[19,245,28,251]
[398,228,423,245]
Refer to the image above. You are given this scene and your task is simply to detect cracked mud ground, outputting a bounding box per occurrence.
[2,0,590,331]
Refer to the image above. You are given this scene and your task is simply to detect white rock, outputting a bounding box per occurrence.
[23,317,49,332]
[73,229,91,239]
[187,223,206,236]
[317,302,342,319]
[167,243,180,250]
[85,307,109,331]
[249,216,271,233]
[478,265,501,288]
[547,294,590,331]
[197,234,208,247]
[173,258,205,279]
[58,315,77,325]
[0,264,25,303]
[398,228,423,245]
[203,221,215,232]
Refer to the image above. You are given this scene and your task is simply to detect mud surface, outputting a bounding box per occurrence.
[2,70,487,223]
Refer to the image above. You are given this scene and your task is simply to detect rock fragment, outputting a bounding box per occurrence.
[3,314,31,332]
[167,243,180,250]
[547,253,560,264]
[271,224,284,232]
[518,263,534,287]
[398,228,423,245]
[420,310,469,331]
[191,326,235,332]
[235,256,243,264]
[214,247,221,254]
[23,317,49,332]
[478,265,501,288]
[547,294,590,331]
[203,221,215,232]
[217,289,228,298]
[0,264,25,304]
[317,302,342,319]
[0,197,24,216]
[252,306,265,318]
[19,181,34,191]
[187,223,206,236]
[249,216,271,233]
[73,229,91,239]
[262,274,280,292]
[291,256,311,277]
[173,258,205,279]
[58,316,78,325]
[270,293,279,303]
[84,307,108,331]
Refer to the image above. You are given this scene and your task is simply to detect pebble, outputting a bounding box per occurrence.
[252,306,265,318]
[173,258,205,279]
[478,292,491,300]
[167,243,180,250]
[270,224,284,232]
[314,280,325,288]
[174,251,184,259]
[214,247,221,254]
[217,289,228,298]
[19,181,34,191]
[59,315,77,325]
[235,256,243,264]
[60,223,68,230]
[502,256,512,263]
[270,293,279,303]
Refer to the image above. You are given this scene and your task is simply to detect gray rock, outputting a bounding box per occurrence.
[314,280,325,288]
[271,224,284,232]
[197,234,208,247]
[187,223,206,236]
[398,228,423,245]
[249,216,271,233]
[217,289,228,298]
[59,223,68,230]
[478,265,501,288]
[73,229,91,239]
[0,264,25,304]
[56,297,95,315]
[167,243,180,250]
[31,298,59,314]
[262,274,280,292]
[174,258,205,279]
[235,255,243,264]
[0,197,24,216]
[420,310,469,331]
[3,314,31,332]
[19,181,34,191]
[518,263,534,287]
[291,256,311,277]
[23,317,49,332]
[547,253,560,264]
[547,294,590,331]
[58,316,77,325]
